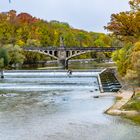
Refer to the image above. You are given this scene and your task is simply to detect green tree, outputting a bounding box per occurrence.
[76,32,87,47]
[0,58,4,68]
[5,44,25,68]
[0,47,9,66]
[112,44,132,76]
[128,42,140,85]
[0,47,9,78]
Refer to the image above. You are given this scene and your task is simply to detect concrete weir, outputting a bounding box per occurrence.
[4,69,102,73]
[97,68,107,93]
[99,69,122,92]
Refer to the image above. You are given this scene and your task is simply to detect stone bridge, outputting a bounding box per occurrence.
[24,46,120,69]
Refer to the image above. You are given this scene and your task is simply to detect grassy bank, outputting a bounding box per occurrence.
[122,92,140,124]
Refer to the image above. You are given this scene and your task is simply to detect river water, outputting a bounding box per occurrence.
[0,71,140,140]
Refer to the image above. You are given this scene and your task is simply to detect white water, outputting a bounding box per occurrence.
[0,71,140,140]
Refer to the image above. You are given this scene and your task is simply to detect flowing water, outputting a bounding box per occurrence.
[0,71,140,140]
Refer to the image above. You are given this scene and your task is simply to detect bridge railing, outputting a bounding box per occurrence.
[23,46,121,51]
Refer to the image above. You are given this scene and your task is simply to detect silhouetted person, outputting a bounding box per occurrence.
[67,69,72,77]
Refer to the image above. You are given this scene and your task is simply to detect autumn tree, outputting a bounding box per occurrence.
[105,0,140,42]
[129,0,140,10]
[106,0,140,85]
[127,42,140,86]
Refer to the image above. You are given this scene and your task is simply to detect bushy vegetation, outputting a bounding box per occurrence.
[123,93,140,111]
[127,116,140,124]
[0,45,24,69]
[105,0,140,86]
[122,93,140,124]
[0,47,9,69]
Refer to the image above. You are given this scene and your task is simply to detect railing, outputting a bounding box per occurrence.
[23,46,121,51]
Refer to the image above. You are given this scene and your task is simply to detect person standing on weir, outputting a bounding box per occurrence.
[67,69,72,77]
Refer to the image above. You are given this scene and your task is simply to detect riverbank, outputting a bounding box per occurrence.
[22,60,116,70]
[122,89,140,124]
[106,89,140,124]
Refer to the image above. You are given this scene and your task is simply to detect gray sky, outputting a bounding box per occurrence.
[0,0,130,33]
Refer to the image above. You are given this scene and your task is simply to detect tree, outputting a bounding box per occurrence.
[0,58,4,68]
[129,42,140,85]
[76,32,87,47]
[105,1,140,42]
[105,0,140,87]
[26,39,41,47]
[0,47,9,66]
[94,39,105,47]
[0,58,4,78]
[129,0,140,11]
[0,48,9,78]
[5,44,25,68]
[17,13,37,24]
[112,44,132,76]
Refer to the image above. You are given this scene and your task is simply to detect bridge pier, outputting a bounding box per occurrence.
[58,59,68,69]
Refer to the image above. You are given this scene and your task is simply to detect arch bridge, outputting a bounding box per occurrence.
[24,46,120,69]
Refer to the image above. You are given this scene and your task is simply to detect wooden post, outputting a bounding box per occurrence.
[1,70,4,79]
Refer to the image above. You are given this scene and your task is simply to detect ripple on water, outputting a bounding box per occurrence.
[0,71,140,140]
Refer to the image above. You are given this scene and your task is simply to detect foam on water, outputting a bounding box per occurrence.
[0,71,140,140]
[1,71,99,92]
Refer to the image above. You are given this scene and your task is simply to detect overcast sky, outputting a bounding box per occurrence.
[0,0,130,33]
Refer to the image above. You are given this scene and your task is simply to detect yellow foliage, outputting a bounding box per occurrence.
[16,40,25,47]
[133,42,140,51]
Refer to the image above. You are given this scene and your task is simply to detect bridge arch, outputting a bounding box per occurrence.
[26,50,58,60]
[66,50,94,61]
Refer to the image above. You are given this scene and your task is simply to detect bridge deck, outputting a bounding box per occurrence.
[24,46,121,51]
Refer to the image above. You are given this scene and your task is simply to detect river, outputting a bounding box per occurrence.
[0,70,140,140]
